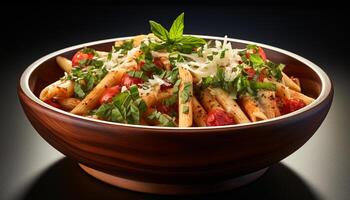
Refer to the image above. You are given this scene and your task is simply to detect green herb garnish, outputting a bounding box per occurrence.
[180,82,192,103]
[149,13,206,53]
[148,110,176,127]
[94,85,146,124]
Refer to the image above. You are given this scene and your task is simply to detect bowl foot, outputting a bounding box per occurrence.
[79,164,268,195]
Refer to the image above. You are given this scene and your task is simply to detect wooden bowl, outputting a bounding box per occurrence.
[18,36,333,195]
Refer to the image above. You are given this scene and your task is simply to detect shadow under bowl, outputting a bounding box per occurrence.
[18,36,333,195]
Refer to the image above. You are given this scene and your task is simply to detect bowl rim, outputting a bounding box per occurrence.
[20,35,332,130]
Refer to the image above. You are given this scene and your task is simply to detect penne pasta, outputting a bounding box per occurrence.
[71,69,126,115]
[192,96,207,127]
[56,56,72,73]
[240,95,268,122]
[140,86,160,107]
[274,82,314,105]
[39,80,74,101]
[178,67,193,127]
[133,35,147,47]
[157,88,174,101]
[57,98,81,111]
[210,88,250,124]
[200,88,223,112]
[257,90,280,119]
[282,72,301,92]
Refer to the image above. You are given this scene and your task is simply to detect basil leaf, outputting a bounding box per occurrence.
[141,62,164,75]
[86,75,95,91]
[114,40,134,54]
[246,44,258,51]
[180,82,192,103]
[249,54,264,67]
[111,107,124,122]
[95,103,113,119]
[129,85,140,99]
[251,82,276,91]
[169,12,184,41]
[149,20,169,41]
[148,110,176,127]
[127,70,149,81]
[183,105,189,114]
[178,36,206,47]
[74,83,85,98]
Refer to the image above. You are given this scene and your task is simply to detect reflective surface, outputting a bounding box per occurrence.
[1,4,349,200]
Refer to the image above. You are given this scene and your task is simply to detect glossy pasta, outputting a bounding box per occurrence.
[39,13,315,127]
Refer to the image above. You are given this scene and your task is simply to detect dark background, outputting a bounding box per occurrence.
[1,3,349,200]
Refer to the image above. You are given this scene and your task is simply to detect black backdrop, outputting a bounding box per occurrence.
[1,3,349,200]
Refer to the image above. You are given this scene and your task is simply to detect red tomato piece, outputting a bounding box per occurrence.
[153,57,163,68]
[45,99,61,109]
[156,102,178,116]
[99,85,121,104]
[72,51,94,66]
[280,98,306,114]
[258,47,267,61]
[245,67,256,80]
[245,52,250,59]
[120,74,143,88]
[205,109,235,126]
[258,69,267,82]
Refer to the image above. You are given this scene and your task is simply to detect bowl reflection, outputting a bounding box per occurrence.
[21,158,319,200]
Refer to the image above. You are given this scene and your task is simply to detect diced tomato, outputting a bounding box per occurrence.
[120,74,143,88]
[156,102,178,116]
[72,51,94,66]
[153,57,163,68]
[245,52,250,59]
[139,60,145,68]
[45,99,61,109]
[99,85,121,104]
[258,47,267,61]
[205,109,235,126]
[245,67,256,80]
[279,98,306,114]
[258,68,268,82]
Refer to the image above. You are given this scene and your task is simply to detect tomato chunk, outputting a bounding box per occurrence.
[245,67,256,80]
[45,99,61,109]
[206,109,235,126]
[120,74,143,88]
[99,85,121,104]
[279,98,306,114]
[72,51,94,66]
[153,57,163,68]
[258,47,267,61]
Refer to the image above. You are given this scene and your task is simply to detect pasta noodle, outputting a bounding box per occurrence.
[178,67,193,127]
[56,56,72,73]
[39,80,74,101]
[210,88,250,124]
[71,69,126,115]
[240,95,268,122]
[192,96,207,127]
